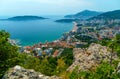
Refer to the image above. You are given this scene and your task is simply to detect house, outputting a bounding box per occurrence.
[34,48,42,56]
[44,48,53,56]
[53,50,59,57]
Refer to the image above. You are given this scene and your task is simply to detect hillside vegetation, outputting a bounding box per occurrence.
[1,30,120,79]
[89,10,120,20]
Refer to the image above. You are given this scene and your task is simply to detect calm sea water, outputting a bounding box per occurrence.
[0,15,73,46]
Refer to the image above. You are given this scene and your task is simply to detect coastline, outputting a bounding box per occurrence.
[22,22,77,47]
[72,22,78,32]
[12,21,77,47]
[53,22,78,43]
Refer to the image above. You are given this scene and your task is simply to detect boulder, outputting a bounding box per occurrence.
[67,43,118,71]
[2,65,61,79]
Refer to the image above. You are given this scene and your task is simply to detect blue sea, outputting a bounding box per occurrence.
[0,15,73,46]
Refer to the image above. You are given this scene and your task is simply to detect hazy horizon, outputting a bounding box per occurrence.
[0,0,120,16]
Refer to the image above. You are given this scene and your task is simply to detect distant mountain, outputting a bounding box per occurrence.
[88,10,120,20]
[55,19,77,23]
[65,10,102,19]
[6,16,47,21]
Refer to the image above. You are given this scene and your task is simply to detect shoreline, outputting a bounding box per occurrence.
[72,22,78,32]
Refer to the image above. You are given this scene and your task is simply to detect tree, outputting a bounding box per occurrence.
[0,30,19,78]
[100,34,120,65]
[69,66,80,79]
[0,30,18,61]
[108,40,116,65]
[61,48,73,66]
[56,58,67,75]
[108,34,120,65]
[115,34,120,57]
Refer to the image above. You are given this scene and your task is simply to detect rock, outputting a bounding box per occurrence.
[67,43,118,71]
[14,65,21,70]
[2,65,62,79]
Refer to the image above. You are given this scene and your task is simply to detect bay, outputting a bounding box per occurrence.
[0,15,73,46]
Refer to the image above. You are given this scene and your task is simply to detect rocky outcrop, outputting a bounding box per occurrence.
[67,43,118,71]
[2,65,61,79]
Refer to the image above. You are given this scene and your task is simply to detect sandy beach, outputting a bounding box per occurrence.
[72,22,78,32]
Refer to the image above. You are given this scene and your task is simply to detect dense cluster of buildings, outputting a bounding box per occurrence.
[18,40,74,57]
[75,19,120,40]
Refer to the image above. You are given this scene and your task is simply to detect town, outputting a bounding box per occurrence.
[15,18,120,58]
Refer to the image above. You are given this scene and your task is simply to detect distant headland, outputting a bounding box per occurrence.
[55,19,77,23]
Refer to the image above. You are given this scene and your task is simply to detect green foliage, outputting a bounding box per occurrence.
[100,34,120,58]
[115,34,120,57]
[60,48,73,66]
[56,58,67,75]
[75,34,98,48]
[99,38,111,46]
[75,35,93,43]
[0,30,18,61]
[0,30,73,78]
[69,66,80,79]
[90,10,120,20]
[38,57,57,76]
[1,30,120,79]
[69,61,120,79]
[0,30,20,78]
[95,62,115,79]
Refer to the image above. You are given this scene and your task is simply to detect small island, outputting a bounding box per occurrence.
[5,16,47,21]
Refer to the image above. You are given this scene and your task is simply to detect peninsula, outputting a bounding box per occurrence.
[55,19,77,23]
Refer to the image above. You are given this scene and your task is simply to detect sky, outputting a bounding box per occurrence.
[0,0,120,16]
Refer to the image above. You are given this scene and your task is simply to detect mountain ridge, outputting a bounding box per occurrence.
[88,10,120,20]
[65,10,103,19]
